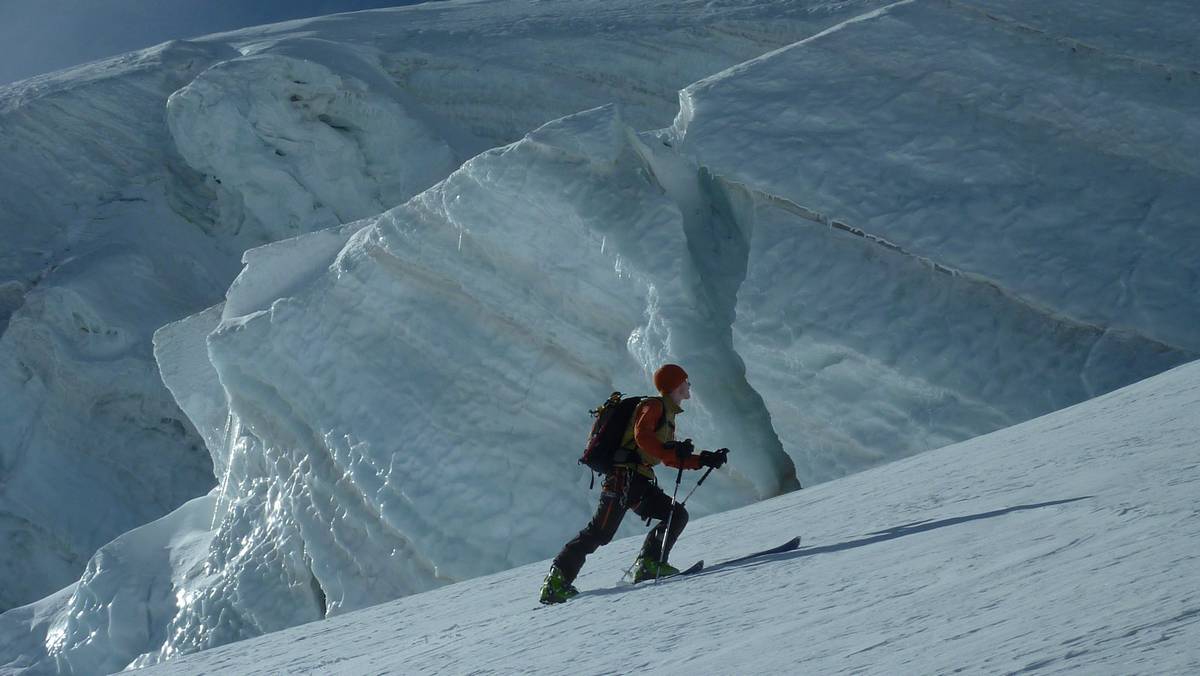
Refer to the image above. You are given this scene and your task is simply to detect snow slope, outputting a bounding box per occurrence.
[139,358,1200,675]
[0,0,891,611]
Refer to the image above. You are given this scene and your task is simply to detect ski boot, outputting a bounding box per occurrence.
[632,554,680,583]
[539,566,579,605]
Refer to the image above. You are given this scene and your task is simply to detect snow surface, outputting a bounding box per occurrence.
[2,0,1198,672]
[138,358,1200,675]
[0,0,889,611]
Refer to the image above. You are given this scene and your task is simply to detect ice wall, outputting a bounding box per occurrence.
[670,0,1200,481]
[142,104,798,662]
[674,0,1200,352]
[5,104,799,674]
[0,0,889,614]
[731,191,1189,481]
[0,40,235,613]
[166,38,458,244]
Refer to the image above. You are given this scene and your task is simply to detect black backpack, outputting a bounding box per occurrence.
[579,392,654,478]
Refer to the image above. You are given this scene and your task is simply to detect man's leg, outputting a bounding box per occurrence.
[627,473,689,564]
[551,468,630,584]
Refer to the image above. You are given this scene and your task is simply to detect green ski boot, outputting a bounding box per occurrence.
[632,554,680,583]
[539,566,579,605]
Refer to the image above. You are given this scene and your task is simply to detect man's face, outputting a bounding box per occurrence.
[671,379,691,403]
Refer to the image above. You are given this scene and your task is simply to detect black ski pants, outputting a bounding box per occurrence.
[552,466,688,584]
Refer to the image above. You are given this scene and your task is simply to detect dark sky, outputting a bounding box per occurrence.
[0,0,439,85]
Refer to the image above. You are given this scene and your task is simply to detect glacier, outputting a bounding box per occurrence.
[0,0,892,613]
[673,0,1200,480]
[2,0,1199,673]
[0,40,238,614]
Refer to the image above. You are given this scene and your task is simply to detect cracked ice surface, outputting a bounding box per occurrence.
[0,0,889,615]
[670,0,1200,481]
[673,0,1200,351]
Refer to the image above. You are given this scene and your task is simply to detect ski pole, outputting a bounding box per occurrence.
[681,448,728,506]
[680,466,715,506]
[656,463,685,584]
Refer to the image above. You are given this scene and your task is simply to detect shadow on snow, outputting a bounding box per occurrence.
[778,496,1095,564]
[578,496,1093,599]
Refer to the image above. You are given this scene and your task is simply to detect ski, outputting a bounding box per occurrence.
[620,536,800,586]
[678,536,801,576]
[628,559,703,584]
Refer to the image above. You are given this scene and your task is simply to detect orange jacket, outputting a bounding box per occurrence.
[632,398,702,471]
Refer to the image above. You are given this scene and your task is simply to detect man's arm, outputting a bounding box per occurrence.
[634,399,701,470]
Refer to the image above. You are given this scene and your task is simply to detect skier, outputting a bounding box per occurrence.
[539,364,728,604]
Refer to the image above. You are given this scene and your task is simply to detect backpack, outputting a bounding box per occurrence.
[579,392,656,479]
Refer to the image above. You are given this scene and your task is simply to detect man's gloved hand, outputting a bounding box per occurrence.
[698,448,729,469]
[665,438,695,460]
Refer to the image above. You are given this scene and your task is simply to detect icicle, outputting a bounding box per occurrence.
[213,409,239,530]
